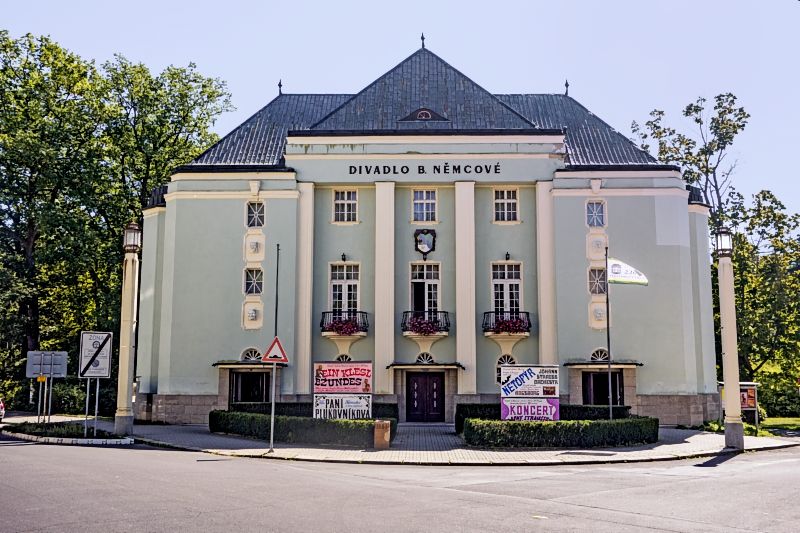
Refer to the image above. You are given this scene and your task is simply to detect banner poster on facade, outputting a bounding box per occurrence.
[500,366,559,398]
[499,365,560,421]
[313,394,372,419]
[313,362,373,394]
[501,398,560,421]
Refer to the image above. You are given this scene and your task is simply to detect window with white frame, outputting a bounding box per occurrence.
[494,189,518,222]
[412,189,437,222]
[247,202,265,227]
[241,348,262,361]
[244,268,263,295]
[492,263,522,314]
[411,263,440,312]
[330,264,359,313]
[586,200,606,227]
[333,190,358,222]
[589,267,607,295]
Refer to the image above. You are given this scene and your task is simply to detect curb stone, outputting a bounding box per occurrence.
[2,430,134,446]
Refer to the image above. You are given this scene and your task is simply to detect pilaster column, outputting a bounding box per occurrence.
[294,182,314,394]
[455,181,476,394]
[374,182,395,394]
[536,181,557,365]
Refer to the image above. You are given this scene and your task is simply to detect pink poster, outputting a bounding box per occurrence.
[313,362,373,394]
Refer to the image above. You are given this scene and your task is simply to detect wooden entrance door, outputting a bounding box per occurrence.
[406,372,445,422]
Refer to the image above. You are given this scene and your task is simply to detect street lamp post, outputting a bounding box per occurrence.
[114,222,142,435]
[715,227,744,450]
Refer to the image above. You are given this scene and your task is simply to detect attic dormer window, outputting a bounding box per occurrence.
[399,108,448,122]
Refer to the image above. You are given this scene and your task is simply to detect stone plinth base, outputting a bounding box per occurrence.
[135,394,225,424]
[636,393,720,426]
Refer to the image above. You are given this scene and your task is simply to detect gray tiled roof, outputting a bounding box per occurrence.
[186,49,657,169]
[496,94,657,166]
[191,94,352,166]
[311,48,535,131]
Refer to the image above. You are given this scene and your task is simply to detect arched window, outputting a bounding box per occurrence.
[496,354,516,384]
[241,348,262,361]
[336,354,352,362]
[416,110,432,120]
[416,352,435,364]
[590,348,609,361]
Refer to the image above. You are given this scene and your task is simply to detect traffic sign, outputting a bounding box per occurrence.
[262,336,289,364]
[79,331,113,378]
[26,351,68,378]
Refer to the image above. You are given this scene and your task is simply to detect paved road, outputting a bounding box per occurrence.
[1,435,798,532]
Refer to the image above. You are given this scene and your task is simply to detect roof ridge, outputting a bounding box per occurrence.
[560,94,656,163]
[189,93,285,164]
[309,48,427,129]
[416,49,537,128]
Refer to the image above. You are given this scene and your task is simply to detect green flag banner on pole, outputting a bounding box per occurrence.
[607,258,648,286]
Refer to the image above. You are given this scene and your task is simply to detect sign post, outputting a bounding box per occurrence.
[26,351,68,423]
[79,331,112,437]
[262,336,289,451]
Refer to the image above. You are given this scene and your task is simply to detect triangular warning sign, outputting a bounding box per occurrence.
[262,336,289,364]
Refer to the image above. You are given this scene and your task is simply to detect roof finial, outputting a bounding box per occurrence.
[564,79,569,96]
[278,79,282,95]
[421,33,425,49]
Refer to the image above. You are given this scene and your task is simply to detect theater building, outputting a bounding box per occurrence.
[135,46,719,426]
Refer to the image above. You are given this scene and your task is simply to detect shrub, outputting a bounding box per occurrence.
[454,403,631,434]
[230,402,398,424]
[463,416,659,448]
[209,411,398,447]
[2,422,121,439]
[758,386,800,417]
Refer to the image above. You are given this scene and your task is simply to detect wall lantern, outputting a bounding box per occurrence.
[341,253,347,262]
[714,227,733,258]
[123,222,142,254]
[505,251,511,261]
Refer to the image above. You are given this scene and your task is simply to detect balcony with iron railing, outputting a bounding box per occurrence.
[482,311,532,334]
[320,311,369,357]
[401,310,451,334]
[482,311,533,356]
[320,310,369,335]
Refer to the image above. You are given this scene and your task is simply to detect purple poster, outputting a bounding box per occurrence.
[501,398,560,421]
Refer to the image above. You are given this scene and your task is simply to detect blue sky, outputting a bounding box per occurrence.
[5,0,798,213]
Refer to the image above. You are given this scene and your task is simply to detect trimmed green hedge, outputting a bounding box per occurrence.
[463,416,659,448]
[454,403,632,434]
[230,402,400,421]
[209,410,397,448]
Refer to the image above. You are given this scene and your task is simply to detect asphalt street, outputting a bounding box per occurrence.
[0,435,798,533]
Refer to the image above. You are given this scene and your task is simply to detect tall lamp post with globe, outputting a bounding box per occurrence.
[115,222,142,435]
[715,226,744,450]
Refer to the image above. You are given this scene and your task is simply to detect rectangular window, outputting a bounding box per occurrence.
[247,202,265,227]
[412,189,437,222]
[411,263,440,312]
[589,267,607,295]
[494,189,518,222]
[330,264,359,312]
[333,190,358,222]
[586,201,605,227]
[244,268,263,295]
[492,263,522,313]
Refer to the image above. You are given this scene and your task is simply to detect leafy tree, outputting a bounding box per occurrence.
[727,191,800,382]
[631,93,749,227]
[0,31,232,408]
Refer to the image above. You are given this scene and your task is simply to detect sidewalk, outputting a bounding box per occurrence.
[4,413,798,465]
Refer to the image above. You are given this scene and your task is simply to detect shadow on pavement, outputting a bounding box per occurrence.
[694,452,739,468]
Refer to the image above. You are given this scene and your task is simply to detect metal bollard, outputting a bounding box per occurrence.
[374,419,391,449]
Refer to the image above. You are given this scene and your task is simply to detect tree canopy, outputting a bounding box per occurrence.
[0,31,232,406]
